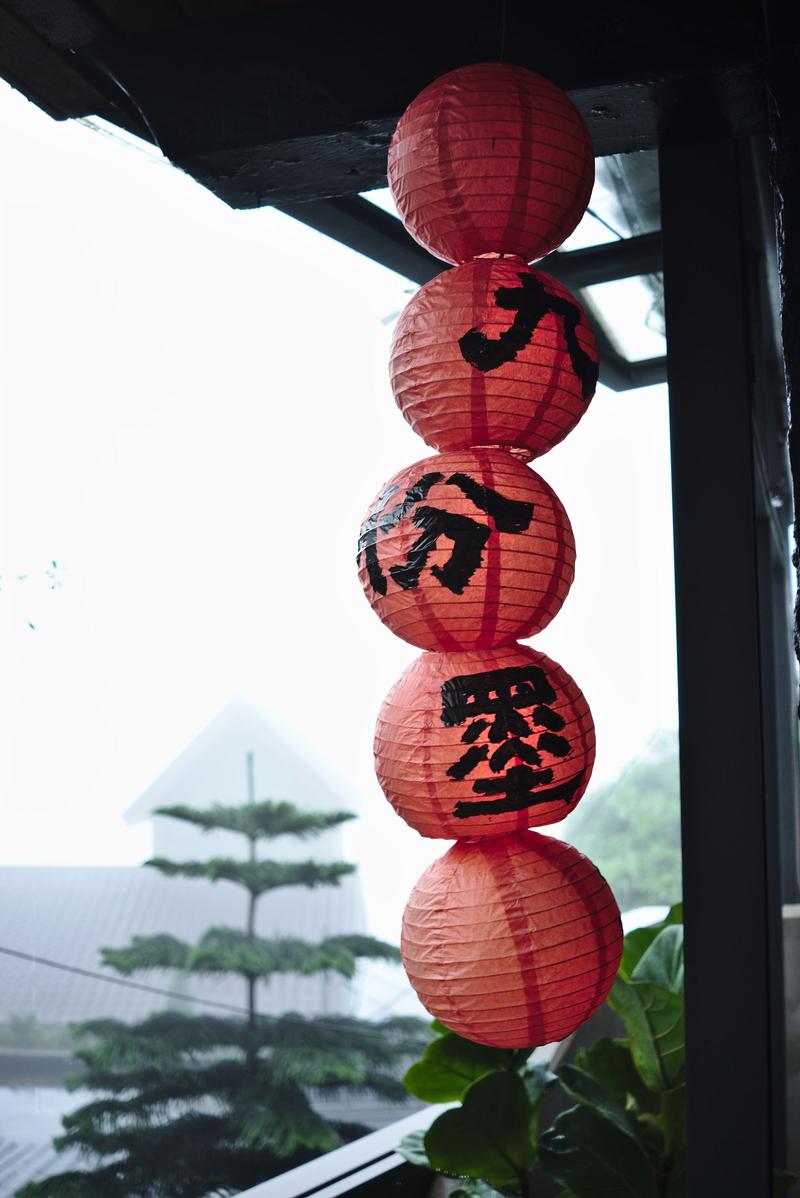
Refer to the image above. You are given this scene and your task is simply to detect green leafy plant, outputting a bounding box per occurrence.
[19,780,426,1198]
[399,907,689,1197]
[400,905,795,1197]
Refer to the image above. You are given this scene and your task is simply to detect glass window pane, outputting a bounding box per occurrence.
[2,89,682,1193]
[584,275,667,361]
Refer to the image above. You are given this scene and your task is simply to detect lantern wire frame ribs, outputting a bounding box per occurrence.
[355,63,624,1051]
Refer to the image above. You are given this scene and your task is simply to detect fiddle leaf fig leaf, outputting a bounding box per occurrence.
[558,1064,638,1141]
[658,1083,686,1158]
[633,925,684,995]
[424,1071,535,1192]
[404,1032,519,1102]
[574,1038,658,1114]
[620,904,683,980]
[608,977,684,1092]
[538,1103,659,1198]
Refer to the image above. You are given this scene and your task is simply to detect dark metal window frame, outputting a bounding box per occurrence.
[277,195,667,393]
[661,130,798,1192]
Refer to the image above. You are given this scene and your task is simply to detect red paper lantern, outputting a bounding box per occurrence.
[401,831,622,1048]
[387,63,594,266]
[357,448,574,651]
[375,643,594,838]
[389,258,598,459]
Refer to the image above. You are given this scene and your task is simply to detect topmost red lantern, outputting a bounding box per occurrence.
[388,63,594,266]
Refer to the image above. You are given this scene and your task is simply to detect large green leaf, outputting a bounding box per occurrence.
[558,1064,638,1141]
[424,1071,535,1193]
[574,1038,658,1114]
[619,904,683,980]
[539,1104,659,1198]
[658,1083,686,1158]
[404,1033,518,1102]
[608,977,684,1091]
[634,926,684,995]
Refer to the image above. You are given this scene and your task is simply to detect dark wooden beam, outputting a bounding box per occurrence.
[276,196,440,286]
[0,5,110,119]
[0,0,769,205]
[545,231,662,289]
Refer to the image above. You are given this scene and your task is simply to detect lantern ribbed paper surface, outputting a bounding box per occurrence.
[389,258,598,459]
[357,60,617,1055]
[357,448,575,651]
[401,832,622,1048]
[375,643,594,838]
[387,63,594,265]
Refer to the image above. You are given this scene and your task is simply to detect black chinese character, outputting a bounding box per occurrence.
[441,664,584,818]
[458,272,599,402]
[357,474,534,597]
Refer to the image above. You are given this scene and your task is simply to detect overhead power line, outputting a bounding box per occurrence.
[0,944,422,1042]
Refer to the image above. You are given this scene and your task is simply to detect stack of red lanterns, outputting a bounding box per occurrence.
[357,63,622,1048]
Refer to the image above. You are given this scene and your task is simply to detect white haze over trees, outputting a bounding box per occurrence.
[0,80,678,943]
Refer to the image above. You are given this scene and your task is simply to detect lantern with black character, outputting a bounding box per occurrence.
[357,448,575,651]
[390,257,599,459]
[375,642,595,839]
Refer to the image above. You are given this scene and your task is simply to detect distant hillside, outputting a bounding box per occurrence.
[565,732,682,910]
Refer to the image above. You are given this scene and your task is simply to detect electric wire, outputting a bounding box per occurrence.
[0,944,423,1040]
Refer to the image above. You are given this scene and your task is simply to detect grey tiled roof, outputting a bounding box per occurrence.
[0,864,364,1025]
[0,1136,82,1198]
[0,699,375,1028]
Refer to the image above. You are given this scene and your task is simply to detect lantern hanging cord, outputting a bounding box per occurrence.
[498,0,508,62]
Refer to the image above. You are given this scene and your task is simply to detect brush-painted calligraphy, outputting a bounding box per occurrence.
[441,663,585,818]
[357,473,534,598]
[458,272,599,402]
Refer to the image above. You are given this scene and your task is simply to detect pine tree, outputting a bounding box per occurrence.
[20,763,424,1198]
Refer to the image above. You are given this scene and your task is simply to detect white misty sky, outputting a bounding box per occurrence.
[0,80,678,947]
